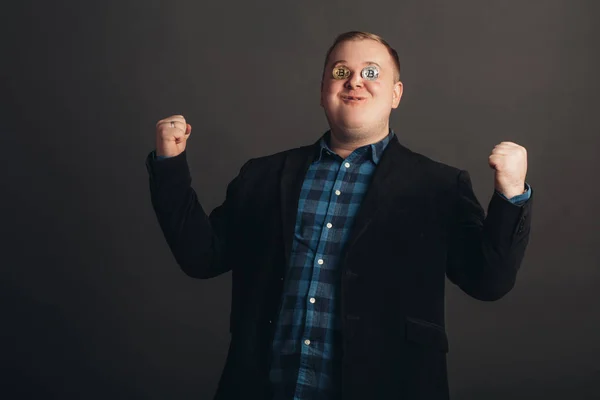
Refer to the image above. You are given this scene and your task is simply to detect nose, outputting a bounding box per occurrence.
[344,71,363,89]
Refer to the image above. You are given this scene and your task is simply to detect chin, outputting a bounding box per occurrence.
[336,114,376,132]
[324,105,386,135]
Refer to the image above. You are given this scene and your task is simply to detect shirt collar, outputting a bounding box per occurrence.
[314,129,395,164]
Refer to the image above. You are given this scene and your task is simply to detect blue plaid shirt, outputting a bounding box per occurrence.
[268,129,395,400]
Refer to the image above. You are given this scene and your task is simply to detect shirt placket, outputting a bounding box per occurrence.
[299,156,351,383]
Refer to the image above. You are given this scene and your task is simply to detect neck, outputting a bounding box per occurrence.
[328,125,390,159]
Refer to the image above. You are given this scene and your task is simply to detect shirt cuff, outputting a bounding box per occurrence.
[496,182,532,206]
[153,150,172,160]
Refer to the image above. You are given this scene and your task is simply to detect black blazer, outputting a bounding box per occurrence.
[146,134,533,400]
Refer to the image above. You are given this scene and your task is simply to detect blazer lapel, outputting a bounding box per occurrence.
[342,136,423,257]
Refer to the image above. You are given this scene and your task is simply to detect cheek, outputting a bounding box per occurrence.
[321,85,340,105]
[369,83,395,105]
[323,81,342,95]
[364,81,383,96]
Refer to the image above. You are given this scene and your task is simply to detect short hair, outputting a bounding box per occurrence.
[322,31,401,82]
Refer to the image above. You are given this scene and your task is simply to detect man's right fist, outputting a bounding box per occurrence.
[155,115,192,157]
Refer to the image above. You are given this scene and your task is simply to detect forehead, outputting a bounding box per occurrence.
[327,39,392,67]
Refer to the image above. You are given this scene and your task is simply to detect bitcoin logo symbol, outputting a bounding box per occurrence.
[332,67,350,79]
[361,66,379,81]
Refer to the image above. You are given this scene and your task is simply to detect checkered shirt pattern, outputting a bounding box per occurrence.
[268,130,394,400]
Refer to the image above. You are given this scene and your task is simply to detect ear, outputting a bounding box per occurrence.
[391,81,403,109]
[320,80,324,107]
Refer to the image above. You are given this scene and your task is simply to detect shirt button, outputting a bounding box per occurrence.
[326,223,332,229]
[317,259,324,265]
[335,190,341,196]
[304,339,311,346]
[344,162,350,168]
[309,297,316,303]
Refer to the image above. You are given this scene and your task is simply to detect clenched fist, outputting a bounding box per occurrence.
[488,141,528,199]
[155,115,192,157]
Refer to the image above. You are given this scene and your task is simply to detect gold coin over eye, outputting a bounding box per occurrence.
[332,66,350,80]
[361,66,379,80]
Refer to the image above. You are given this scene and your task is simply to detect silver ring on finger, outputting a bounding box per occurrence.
[170,121,175,128]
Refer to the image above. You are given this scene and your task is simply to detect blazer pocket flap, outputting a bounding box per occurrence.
[406,317,449,353]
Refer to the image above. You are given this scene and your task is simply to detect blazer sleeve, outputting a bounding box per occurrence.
[145,150,251,279]
[445,169,533,301]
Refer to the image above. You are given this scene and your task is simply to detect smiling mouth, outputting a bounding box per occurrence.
[340,95,366,102]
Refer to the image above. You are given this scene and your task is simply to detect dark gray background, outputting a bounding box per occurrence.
[2,0,599,398]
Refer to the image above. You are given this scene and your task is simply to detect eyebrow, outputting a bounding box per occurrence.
[331,60,382,68]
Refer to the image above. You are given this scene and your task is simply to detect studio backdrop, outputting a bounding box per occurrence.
[2,0,599,399]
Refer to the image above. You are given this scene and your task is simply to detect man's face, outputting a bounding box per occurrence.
[320,39,403,136]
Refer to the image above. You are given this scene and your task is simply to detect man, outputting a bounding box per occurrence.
[145,31,532,400]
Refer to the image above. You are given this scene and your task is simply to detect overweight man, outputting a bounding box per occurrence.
[145,31,533,400]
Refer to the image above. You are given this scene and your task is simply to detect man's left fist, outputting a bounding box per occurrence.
[488,141,528,199]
